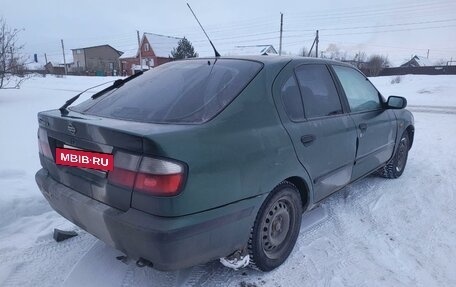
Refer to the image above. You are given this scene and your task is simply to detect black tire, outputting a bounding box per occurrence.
[248,181,302,271]
[377,131,410,179]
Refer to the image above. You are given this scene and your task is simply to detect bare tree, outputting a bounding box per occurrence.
[365,54,390,76]
[322,44,348,61]
[322,43,338,59]
[299,46,308,57]
[355,51,367,63]
[0,18,27,89]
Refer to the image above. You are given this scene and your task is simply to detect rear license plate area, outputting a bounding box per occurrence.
[55,147,114,172]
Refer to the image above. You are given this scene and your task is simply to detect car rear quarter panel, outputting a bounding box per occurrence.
[132,62,312,217]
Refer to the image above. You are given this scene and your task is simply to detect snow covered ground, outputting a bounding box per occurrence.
[0,73,455,287]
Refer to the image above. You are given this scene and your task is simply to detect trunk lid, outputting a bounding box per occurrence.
[37,109,184,211]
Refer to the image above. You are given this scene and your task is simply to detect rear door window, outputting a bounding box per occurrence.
[295,64,343,118]
[72,59,262,123]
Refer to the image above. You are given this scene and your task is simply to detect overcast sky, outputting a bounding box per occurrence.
[2,0,455,66]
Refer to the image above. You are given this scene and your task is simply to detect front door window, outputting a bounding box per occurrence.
[333,65,381,112]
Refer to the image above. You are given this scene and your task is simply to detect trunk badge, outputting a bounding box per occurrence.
[67,123,76,135]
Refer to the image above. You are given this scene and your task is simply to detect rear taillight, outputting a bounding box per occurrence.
[108,152,185,197]
[134,173,183,196]
[108,167,136,188]
[38,128,52,159]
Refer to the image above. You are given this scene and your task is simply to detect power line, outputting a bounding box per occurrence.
[153,2,453,37]
[285,18,456,32]
[286,0,454,21]
[155,0,454,36]
[289,0,452,16]
[320,39,456,53]
[27,8,456,55]
[322,24,456,37]
[26,1,456,60]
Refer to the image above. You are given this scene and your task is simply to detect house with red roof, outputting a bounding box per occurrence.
[120,33,182,76]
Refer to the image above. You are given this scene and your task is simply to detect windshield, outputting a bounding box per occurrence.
[70,59,262,123]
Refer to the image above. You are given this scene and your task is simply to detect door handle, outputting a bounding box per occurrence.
[301,134,316,146]
[359,123,368,132]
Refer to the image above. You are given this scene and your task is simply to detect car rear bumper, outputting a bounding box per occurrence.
[35,168,264,271]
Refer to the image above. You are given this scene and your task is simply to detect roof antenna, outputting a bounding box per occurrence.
[187,3,220,57]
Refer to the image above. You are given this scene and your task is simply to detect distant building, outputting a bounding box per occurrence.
[71,45,122,76]
[120,33,182,76]
[26,53,73,74]
[26,59,45,73]
[44,62,65,75]
[226,45,278,56]
[400,55,432,67]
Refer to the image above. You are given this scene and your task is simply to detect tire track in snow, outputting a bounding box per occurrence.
[63,241,232,287]
[1,232,96,287]
[408,105,456,115]
[119,265,135,287]
[117,260,238,287]
[294,176,418,286]
[408,105,456,110]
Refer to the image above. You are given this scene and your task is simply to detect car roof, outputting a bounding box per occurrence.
[190,55,352,67]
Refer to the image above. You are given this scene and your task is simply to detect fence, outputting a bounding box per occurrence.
[378,66,456,76]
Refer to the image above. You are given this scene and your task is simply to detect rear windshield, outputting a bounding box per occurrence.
[71,59,262,123]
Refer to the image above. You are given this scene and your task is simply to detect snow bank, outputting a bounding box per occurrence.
[370,74,456,107]
[0,75,119,249]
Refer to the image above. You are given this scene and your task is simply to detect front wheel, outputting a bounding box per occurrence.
[378,131,410,179]
[248,182,302,271]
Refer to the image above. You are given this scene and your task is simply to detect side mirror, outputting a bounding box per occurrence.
[387,96,407,109]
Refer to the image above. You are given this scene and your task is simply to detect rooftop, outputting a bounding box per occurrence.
[71,44,122,55]
[143,33,182,58]
[225,45,278,56]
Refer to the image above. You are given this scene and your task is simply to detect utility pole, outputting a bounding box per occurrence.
[44,53,48,64]
[61,39,67,75]
[427,49,430,59]
[308,37,316,57]
[137,30,143,71]
[307,30,319,57]
[279,13,283,55]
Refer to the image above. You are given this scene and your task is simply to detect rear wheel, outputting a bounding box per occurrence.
[377,131,410,179]
[248,182,302,271]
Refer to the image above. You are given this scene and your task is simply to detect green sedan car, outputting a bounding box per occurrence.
[35,56,414,271]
